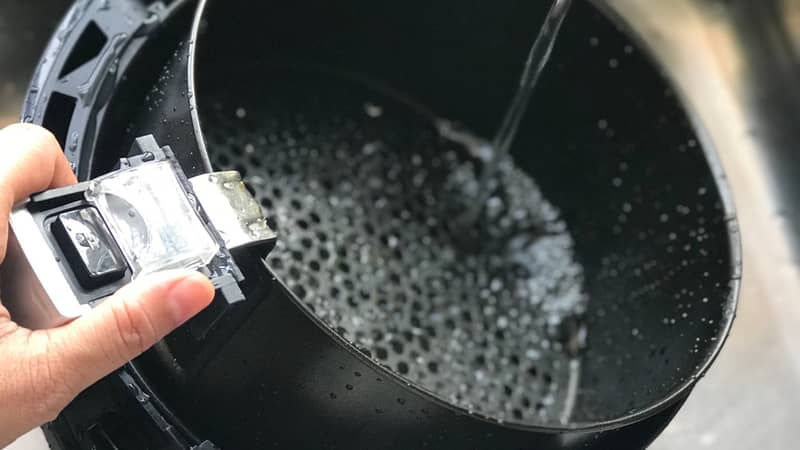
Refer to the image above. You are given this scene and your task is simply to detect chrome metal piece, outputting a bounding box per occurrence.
[51,207,127,286]
[190,171,276,250]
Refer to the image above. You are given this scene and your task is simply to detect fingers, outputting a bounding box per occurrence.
[0,123,76,198]
[0,124,78,443]
[0,123,76,261]
[44,270,214,398]
[0,124,217,441]
[0,271,213,443]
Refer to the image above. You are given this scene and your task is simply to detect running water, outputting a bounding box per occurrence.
[204,66,588,424]
[440,0,572,233]
[201,0,584,426]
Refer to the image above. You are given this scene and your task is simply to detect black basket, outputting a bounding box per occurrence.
[24,1,740,449]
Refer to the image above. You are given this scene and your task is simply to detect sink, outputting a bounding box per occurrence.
[606,1,800,449]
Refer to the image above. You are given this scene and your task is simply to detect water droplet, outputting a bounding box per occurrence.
[364,102,383,118]
[67,131,79,152]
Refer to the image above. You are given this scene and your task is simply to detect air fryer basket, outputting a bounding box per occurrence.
[25,0,739,448]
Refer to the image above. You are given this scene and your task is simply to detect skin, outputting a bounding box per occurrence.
[0,123,215,448]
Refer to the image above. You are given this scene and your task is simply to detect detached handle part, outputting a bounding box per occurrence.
[1,135,276,330]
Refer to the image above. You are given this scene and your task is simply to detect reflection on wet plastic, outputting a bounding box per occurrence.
[86,160,218,277]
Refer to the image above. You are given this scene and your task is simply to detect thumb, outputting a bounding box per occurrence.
[49,270,214,395]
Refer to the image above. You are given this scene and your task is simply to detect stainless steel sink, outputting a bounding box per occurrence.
[2,0,799,448]
[607,1,800,448]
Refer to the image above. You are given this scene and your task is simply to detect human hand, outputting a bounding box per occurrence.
[0,124,215,448]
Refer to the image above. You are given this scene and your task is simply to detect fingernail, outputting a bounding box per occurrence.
[165,272,215,325]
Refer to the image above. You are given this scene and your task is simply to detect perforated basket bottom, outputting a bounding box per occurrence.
[203,71,588,426]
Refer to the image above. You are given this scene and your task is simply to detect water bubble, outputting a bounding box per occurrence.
[364,102,383,118]
[497,316,509,329]
[67,131,79,152]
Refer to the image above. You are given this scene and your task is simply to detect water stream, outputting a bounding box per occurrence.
[204,0,583,426]
[441,0,572,233]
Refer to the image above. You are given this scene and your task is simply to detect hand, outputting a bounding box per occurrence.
[0,124,215,448]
